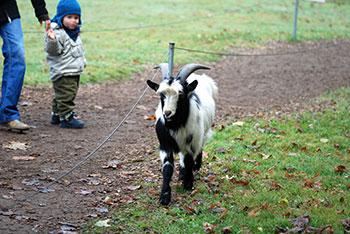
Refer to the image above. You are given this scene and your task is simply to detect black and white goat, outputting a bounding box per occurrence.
[147,63,218,205]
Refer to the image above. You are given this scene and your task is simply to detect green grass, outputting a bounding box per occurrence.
[82,89,350,233]
[0,0,349,85]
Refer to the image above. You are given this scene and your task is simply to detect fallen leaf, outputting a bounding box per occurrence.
[337,209,344,214]
[285,172,295,178]
[219,125,225,131]
[206,202,220,210]
[103,196,113,205]
[261,201,268,209]
[144,115,156,120]
[258,152,272,160]
[222,226,233,234]
[148,189,158,195]
[304,179,315,188]
[334,165,346,174]
[126,185,142,191]
[0,209,14,216]
[342,219,350,230]
[232,121,244,126]
[306,225,334,233]
[12,156,37,161]
[191,189,199,196]
[3,141,28,150]
[88,179,101,186]
[75,189,95,195]
[20,101,32,106]
[344,130,350,138]
[247,209,259,217]
[268,166,276,173]
[219,207,228,220]
[183,205,196,214]
[293,215,310,229]
[242,158,257,163]
[22,179,40,186]
[278,198,289,206]
[300,146,308,151]
[203,222,215,233]
[2,194,14,200]
[103,160,122,169]
[95,219,111,227]
[216,148,226,154]
[270,180,284,190]
[95,207,108,213]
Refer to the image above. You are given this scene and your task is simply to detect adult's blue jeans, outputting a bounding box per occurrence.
[0,18,26,124]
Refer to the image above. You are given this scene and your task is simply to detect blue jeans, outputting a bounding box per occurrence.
[0,18,26,124]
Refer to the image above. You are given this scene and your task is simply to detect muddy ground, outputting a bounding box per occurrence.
[0,40,349,233]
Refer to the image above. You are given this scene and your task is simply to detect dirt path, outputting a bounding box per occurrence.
[1,40,349,233]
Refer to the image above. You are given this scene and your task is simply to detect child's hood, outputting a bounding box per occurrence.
[51,0,82,28]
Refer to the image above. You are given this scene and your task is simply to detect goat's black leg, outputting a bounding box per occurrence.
[183,154,194,190]
[159,151,174,205]
[194,151,202,172]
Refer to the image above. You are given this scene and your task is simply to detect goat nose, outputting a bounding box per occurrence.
[164,111,172,118]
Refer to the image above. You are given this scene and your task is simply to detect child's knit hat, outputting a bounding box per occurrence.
[51,0,82,27]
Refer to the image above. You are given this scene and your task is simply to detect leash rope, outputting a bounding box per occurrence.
[1,52,168,211]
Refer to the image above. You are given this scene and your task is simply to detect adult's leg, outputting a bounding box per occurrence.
[0,18,26,124]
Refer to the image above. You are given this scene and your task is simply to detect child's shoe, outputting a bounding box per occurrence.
[60,114,85,129]
[51,113,60,125]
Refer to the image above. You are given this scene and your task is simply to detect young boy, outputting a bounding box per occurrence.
[45,0,86,128]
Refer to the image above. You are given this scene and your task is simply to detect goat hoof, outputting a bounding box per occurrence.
[179,167,185,181]
[159,192,171,205]
[178,174,184,181]
[183,182,193,191]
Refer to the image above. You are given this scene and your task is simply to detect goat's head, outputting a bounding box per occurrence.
[147,63,210,121]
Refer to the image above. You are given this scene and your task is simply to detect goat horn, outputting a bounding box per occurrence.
[176,63,210,82]
[154,63,170,80]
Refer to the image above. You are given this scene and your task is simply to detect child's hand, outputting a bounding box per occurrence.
[45,21,56,40]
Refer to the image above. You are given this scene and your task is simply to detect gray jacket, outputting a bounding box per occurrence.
[45,22,87,82]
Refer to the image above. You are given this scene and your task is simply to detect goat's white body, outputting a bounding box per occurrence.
[156,73,218,159]
[148,66,217,205]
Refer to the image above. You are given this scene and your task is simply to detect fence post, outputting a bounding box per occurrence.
[293,0,299,40]
[168,42,175,77]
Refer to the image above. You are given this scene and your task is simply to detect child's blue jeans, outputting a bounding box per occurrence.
[0,18,26,124]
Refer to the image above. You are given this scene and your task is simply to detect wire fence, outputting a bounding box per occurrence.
[175,42,345,57]
[22,3,261,34]
[18,0,350,69]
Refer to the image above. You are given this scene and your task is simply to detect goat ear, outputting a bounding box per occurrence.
[147,80,159,92]
[187,80,198,92]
